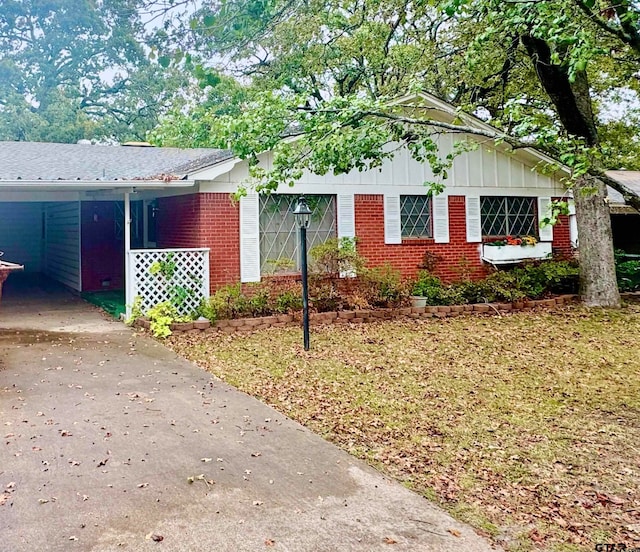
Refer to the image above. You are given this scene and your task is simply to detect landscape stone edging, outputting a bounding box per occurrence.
[134,294,579,335]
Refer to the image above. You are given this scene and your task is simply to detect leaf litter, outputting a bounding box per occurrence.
[167,305,640,551]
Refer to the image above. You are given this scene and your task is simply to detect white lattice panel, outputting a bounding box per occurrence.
[129,249,210,316]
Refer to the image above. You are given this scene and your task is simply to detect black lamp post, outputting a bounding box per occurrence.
[293,196,312,351]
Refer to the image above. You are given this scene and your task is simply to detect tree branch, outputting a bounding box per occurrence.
[592,170,640,212]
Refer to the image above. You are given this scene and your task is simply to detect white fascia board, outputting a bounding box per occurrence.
[199,182,566,197]
[0,191,82,202]
[187,158,242,181]
[0,179,197,191]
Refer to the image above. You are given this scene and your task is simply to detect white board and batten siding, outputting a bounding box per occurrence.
[44,202,81,291]
[0,202,44,272]
[204,140,565,196]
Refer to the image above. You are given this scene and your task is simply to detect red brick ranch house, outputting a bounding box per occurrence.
[0,94,583,316]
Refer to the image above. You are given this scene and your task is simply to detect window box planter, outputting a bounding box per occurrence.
[481,242,552,264]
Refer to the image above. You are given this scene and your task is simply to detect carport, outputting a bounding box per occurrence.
[0,142,216,316]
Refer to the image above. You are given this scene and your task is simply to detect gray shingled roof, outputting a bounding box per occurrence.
[606,170,640,203]
[0,141,233,181]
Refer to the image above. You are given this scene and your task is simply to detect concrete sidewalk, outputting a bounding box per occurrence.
[0,287,499,551]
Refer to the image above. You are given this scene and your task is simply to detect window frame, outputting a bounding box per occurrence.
[258,193,337,273]
[480,196,538,238]
[400,194,433,240]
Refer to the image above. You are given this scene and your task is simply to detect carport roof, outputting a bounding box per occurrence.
[0,141,233,182]
[606,170,640,214]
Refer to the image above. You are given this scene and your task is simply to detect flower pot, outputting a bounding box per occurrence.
[410,296,428,308]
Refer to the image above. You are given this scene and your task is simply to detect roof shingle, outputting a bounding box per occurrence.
[0,141,232,181]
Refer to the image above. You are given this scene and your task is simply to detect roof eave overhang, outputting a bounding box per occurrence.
[610,204,639,215]
[186,157,242,181]
[0,179,197,191]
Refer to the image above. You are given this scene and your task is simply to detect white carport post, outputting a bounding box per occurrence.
[124,191,133,320]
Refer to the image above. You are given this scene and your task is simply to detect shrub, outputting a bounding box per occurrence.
[481,271,528,302]
[200,283,248,320]
[513,260,580,297]
[309,274,344,312]
[615,250,640,292]
[451,279,493,304]
[274,290,303,313]
[199,281,305,320]
[309,237,365,276]
[451,260,579,304]
[360,264,408,307]
[147,302,179,338]
[410,271,447,304]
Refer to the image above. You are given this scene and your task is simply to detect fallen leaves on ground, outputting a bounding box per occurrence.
[167,305,640,552]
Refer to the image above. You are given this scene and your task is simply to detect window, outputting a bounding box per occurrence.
[259,194,336,273]
[401,195,432,238]
[481,196,537,237]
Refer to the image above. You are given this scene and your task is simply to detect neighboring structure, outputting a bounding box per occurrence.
[605,171,640,254]
[0,93,577,315]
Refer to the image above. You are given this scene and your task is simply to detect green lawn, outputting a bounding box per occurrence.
[167,305,640,551]
[82,289,125,319]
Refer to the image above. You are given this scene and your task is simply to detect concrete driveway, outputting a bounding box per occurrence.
[0,277,499,552]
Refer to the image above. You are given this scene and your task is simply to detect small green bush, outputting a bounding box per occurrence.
[147,302,179,338]
[309,275,343,312]
[200,283,248,320]
[519,260,579,296]
[360,264,408,307]
[615,251,640,292]
[310,237,365,276]
[410,271,448,304]
[275,290,303,313]
[200,281,305,319]
[481,271,528,302]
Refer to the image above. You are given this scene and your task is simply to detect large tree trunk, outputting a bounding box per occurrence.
[522,35,621,307]
[573,174,621,307]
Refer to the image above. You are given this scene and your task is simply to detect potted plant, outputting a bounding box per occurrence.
[410,270,444,307]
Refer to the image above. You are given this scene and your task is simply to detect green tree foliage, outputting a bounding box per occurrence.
[152,0,640,306]
[0,0,188,142]
[154,0,640,187]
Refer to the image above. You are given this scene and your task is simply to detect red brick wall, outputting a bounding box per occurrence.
[157,194,201,248]
[354,194,487,283]
[156,192,576,293]
[157,193,240,291]
[551,197,573,258]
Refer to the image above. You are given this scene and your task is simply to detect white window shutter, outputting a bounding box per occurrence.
[384,194,402,244]
[432,195,450,244]
[337,194,355,239]
[240,192,261,282]
[465,196,482,243]
[538,197,553,242]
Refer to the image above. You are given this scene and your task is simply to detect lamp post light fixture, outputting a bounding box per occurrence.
[293,196,312,351]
